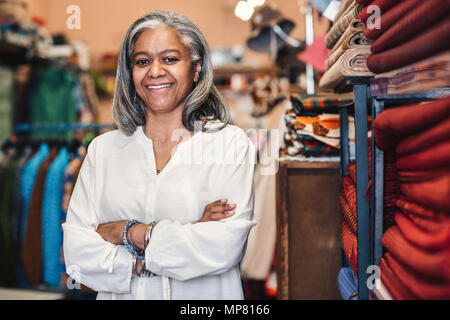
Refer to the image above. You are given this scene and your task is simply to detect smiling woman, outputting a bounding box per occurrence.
[62,10,257,301]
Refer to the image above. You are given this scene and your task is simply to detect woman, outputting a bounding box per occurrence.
[62,10,256,300]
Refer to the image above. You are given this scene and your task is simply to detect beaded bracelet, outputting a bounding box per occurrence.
[123,220,145,260]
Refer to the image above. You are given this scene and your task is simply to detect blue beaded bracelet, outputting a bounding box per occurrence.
[123,220,145,260]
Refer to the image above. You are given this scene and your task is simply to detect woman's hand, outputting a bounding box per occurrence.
[199,199,236,222]
[96,220,128,245]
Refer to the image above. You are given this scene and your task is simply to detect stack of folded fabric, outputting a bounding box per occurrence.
[365,0,450,74]
[340,140,401,273]
[319,0,374,91]
[283,93,354,157]
[372,96,450,299]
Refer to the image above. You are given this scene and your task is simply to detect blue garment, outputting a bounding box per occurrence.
[338,267,358,300]
[42,147,69,288]
[20,143,50,242]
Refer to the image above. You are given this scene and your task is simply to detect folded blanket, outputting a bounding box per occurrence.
[379,257,416,300]
[290,92,353,113]
[355,0,373,5]
[329,19,365,57]
[325,3,362,49]
[394,197,447,222]
[334,0,358,24]
[372,97,450,152]
[396,117,450,156]
[400,174,450,213]
[319,46,374,89]
[342,219,358,272]
[371,0,450,54]
[397,141,450,171]
[364,0,422,40]
[358,0,399,24]
[326,30,373,69]
[397,168,450,183]
[295,114,345,139]
[381,226,450,282]
[384,253,450,300]
[395,212,450,251]
[367,18,450,74]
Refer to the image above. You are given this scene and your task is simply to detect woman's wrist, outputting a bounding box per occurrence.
[129,222,147,250]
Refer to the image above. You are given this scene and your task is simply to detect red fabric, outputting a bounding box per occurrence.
[396,118,450,156]
[396,141,450,171]
[367,18,450,74]
[358,0,398,23]
[394,212,450,250]
[364,0,422,40]
[384,253,450,299]
[355,0,374,5]
[342,220,358,273]
[371,0,450,53]
[395,197,447,222]
[379,257,416,300]
[372,97,450,152]
[400,174,450,213]
[381,226,450,282]
[397,168,450,183]
[340,181,358,234]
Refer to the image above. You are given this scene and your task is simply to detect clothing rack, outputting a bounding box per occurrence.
[339,76,450,300]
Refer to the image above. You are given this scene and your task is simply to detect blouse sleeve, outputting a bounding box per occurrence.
[62,138,133,293]
[146,129,257,281]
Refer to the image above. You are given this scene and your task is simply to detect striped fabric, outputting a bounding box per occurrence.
[342,219,358,272]
[379,256,417,300]
[371,0,450,53]
[325,2,362,49]
[337,267,358,300]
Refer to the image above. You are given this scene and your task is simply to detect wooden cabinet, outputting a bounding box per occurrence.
[276,160,342,300]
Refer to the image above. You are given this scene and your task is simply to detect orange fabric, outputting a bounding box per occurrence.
[372,97,450,152]
[394,212,450,251]
[384,253,450,300]
[397,168,450,183]
[381,226,450,282]
[397,141,450,171]
[400,174,450,213]
[342,220,358,273]
[396,118,450,156]
[340,193,357,235]
[379,257,416,300]
[394,197,447,220]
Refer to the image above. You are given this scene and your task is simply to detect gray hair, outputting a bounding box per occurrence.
[112,10,231,135]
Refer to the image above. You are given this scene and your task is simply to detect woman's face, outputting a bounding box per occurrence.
[132,25,201,114]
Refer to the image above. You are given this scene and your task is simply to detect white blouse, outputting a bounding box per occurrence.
[62,122,257,300]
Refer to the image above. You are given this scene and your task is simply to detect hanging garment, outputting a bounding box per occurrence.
[21,147,59,286]
[42,147,70,288]
[29,68,78,141]
[367,18,450,74]
[371,0,450,54]
[372,97,450,152]
[20,143,50,241]
[364,0,422,40]
[62,124,256,300]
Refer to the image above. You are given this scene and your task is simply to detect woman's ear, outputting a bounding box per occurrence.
[194,60,202,82]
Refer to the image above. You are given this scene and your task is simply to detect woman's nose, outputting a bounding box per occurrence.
[147,61,166,78]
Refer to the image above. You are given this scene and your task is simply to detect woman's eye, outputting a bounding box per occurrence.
[135,59,149,66]
[163,57,178,63]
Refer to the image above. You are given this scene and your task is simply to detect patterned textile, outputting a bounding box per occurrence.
[341,219,358,272]
[319,46,373,89]
[326,30,372,69]
[329,19,365,57]
[381,226,450,282]
[372,97,450,152]
[367,18,450,74]
[358,0,398,24]
[290,92,353,113]
[370,51,450,96]
[384,253,450,299]
[371,0,450,54]
[325,2,362,49]
[340,176,358,234]
[334,0,356,23]
[364,0,422,40]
